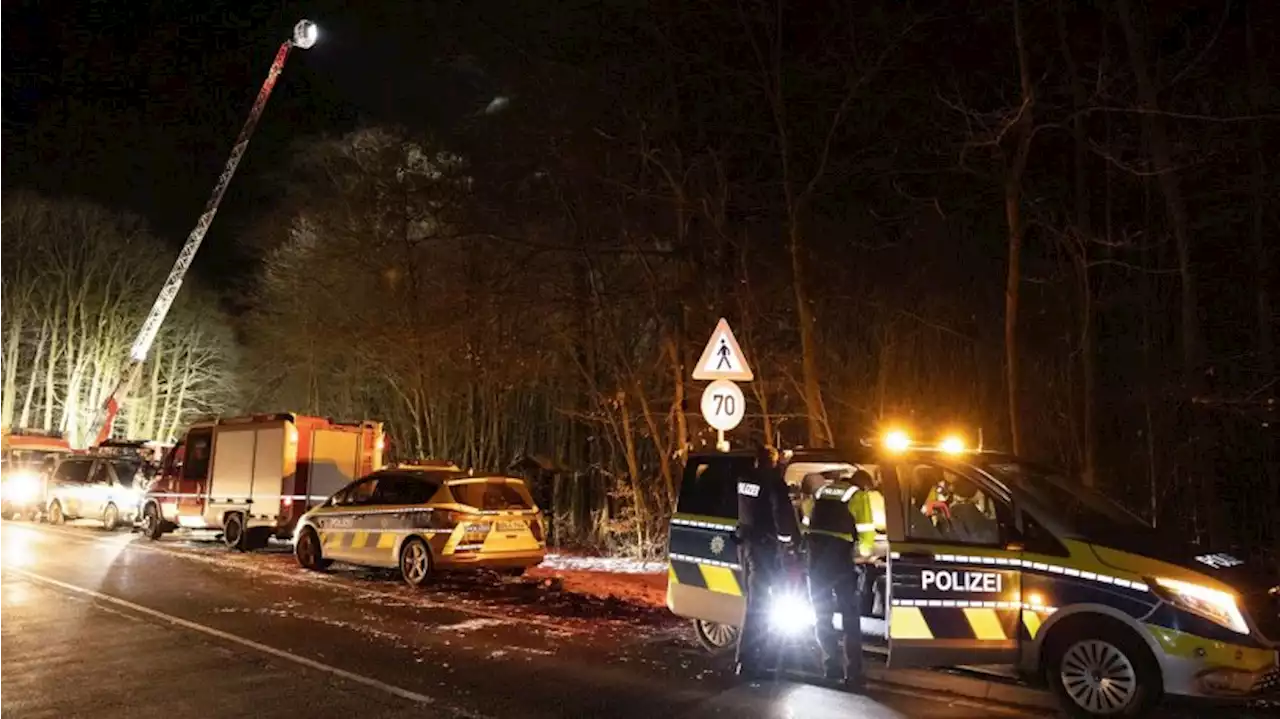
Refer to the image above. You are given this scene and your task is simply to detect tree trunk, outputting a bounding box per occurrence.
[1115,0,1200,382]
[2,314,23,429]
[43,302,60,432]
[1003,0,1035,455]
[1055,0,1096,485]
[19,321,48,428]
[1245,3,1273,377]
[789,217,827,447]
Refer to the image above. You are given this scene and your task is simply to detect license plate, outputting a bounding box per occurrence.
[496,520,527,532]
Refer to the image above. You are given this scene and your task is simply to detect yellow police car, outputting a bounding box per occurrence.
[666,438,1279,718]
[293,464,547,585]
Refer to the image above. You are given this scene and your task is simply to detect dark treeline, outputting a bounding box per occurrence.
[234,1,1277,558]
[8,1,1275,559]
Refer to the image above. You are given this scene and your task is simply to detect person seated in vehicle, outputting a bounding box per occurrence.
[945,482,999,545]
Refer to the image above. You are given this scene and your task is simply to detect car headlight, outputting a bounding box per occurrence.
[2,471,41,504]
[1151,577,1249,635]
[768,589,816,636]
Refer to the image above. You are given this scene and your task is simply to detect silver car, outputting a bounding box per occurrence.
[45,455,147,530]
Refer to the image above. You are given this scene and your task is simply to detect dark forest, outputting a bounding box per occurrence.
[4,0,1277,560]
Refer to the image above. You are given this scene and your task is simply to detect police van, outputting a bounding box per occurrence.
[666,439,1279,718]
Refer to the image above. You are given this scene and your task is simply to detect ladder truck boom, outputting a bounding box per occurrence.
[88,20,319,448]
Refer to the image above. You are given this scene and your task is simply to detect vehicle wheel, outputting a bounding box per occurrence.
[223,513,248,551]
[399,537,433,588]
[693,619,741,655]
[1045,619,1160,718]
[48,500,64,526]
[141,503,165,540]
[295,527,332,571]
[102,503,119,531]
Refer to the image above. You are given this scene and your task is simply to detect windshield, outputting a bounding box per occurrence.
[980,460,1153,535]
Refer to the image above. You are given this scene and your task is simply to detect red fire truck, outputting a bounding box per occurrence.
[139,413,385,550]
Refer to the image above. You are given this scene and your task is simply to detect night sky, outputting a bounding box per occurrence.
[3,0,511,283]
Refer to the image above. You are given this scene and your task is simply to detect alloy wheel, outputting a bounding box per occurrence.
[1059,639,1138,715]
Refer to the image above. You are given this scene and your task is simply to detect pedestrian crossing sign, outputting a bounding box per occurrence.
[693,318,754,381]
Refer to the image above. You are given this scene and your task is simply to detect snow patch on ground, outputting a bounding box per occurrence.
[537,554,667,574]
[435,617,510,633]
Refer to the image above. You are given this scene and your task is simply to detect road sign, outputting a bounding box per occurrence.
[700,380,745,432]
[692,318,754,381]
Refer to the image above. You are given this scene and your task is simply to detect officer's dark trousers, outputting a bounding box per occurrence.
[806,534,862,678]
[735,537,780,671]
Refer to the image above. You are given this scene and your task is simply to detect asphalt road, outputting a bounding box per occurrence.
[0,520,1047,719]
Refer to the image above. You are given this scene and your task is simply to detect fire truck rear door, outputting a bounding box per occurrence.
[309,429,361,505]
[250,426,285,521]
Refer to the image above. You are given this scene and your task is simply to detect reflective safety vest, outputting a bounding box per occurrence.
[804,480,878,557]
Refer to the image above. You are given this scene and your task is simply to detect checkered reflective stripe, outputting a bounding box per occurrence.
[667,514,744,597]
[1248,665,1279,698]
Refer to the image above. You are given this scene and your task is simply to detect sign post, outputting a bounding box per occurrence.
[693,318,754,452]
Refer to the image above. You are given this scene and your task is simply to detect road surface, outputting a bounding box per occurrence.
[0,520,1045,719]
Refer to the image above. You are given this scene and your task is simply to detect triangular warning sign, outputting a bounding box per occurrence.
[693,318,754,381]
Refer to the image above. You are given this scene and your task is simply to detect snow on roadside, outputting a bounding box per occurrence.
[527,553,670,609]
[536,554,667,574]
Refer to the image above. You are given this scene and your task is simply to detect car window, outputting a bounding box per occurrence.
[183,430,213,480]
[449,480,534,510]
[90,461,113,484]
[343,478,378,505]
[54,459,94,484]
[899,462,1006,546]
[112,460,142,488]
[676,457,751,520]
[372,475,436,505]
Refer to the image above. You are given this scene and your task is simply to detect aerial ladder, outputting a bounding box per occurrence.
[87,20,319,448]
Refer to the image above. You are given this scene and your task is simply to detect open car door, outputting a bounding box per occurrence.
[666,452,755,628]
[882,458,1023,669]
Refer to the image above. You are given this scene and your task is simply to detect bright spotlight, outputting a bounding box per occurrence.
[883,430,911,453]
[768,589,816,636]
[292,20,319,49]
[939,435,966,454]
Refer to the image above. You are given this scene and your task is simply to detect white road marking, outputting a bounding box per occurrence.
[7,522,575,634]
[4,566,474,713]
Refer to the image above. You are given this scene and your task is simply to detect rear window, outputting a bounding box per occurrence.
[54,459,94,484]
[448,480,534,510]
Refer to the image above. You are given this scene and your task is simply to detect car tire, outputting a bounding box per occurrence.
[399,537,433,588]
[102,503,119,531]
[141,503,165,540]
[223,513,248,551]
[1044,617,1161,718]
[295,527,332,571]
[693,619,741,655]
[48,500,65,526]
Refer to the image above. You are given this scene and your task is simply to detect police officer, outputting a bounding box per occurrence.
[804,468,877,689]
[734,443,800,679]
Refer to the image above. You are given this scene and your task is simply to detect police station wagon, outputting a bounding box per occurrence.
[294,465,547,585]
[666,440,1279,718]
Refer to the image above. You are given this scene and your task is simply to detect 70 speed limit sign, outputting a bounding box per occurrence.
[700,379,745,432]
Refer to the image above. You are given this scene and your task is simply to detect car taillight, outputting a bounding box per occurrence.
[530,514,545,542]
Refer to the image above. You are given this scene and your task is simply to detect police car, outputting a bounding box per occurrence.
[293,464,547,585]
[666,438,1279,718]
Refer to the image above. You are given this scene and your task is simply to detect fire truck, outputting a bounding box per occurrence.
[139,413,385,550]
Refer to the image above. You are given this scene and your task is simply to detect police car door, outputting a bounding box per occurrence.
[883,460,1022,669]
